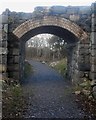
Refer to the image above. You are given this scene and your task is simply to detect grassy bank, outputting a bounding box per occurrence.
[50,58,67,76]
[2,61,34,118]
[24,61,33,78]
[2,79,26,118]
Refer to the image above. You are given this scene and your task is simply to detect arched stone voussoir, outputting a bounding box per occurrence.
[13,16,88,41]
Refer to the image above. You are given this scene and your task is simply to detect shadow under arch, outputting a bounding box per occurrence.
[18,25,79,81]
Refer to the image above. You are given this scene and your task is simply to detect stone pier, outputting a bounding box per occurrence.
[7,32,20,80]
[90,3,96,81]
[0,14,8,120]
[0,15,8,80]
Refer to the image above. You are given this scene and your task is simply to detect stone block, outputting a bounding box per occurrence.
[78,57,84,63]
[91,44,96,49]
[91,64,96,72]
[2,34,7,41]
[0,15,8,24]
[79,71,84,78]
[0,40,7,47]
[92,23,96,31]
[79,63,90,71]
[79,49,90,55]
[7,57,14,64]
[0,64,6,72]
[8,48,13,55]
[8,71,19,80]
[0,55,2,64]
[13,72,19,80]
[91,3,96,14]
[0,47,7,55]
[14,56,19,63]
[91,57,96,64]
[84,61,90,66]
[92,86,96,99]
[79,44,85,49]
[14,42,19,48]
[91,32,96,44]
[4,24,8,33]
[72,70,80,83]
[79,49,85,55]
[13,49,19,55]
[8,64,19,71]
[84,55,90,62]
[79,44,90,49]
[80,39,90,44]
[90,72,96,80]
[0,55,7,64]
[0,41,2,47]
[91,49,96,56]
[92,16,96,24]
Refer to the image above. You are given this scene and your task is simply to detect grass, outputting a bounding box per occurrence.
[2,79,26,118]
[2,61,33,118]
[53,58,67,76]
[24,61,33,78]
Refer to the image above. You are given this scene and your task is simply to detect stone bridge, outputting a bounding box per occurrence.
[0,3,96,84]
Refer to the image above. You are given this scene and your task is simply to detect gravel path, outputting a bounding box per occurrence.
[22,60,85,118]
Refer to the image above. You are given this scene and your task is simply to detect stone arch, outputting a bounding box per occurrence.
[13,16,88,41]
[7,15,89,81]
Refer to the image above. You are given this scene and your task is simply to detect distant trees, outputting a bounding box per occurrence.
[25,35,50,60]
[25,34,67,62]
[48,35,67,61]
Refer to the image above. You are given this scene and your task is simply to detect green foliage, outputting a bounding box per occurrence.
[74,78,93,97]
[53,58,67,76]
[24,61,33,78]
[2,82,26,118]
[79,80,91,91]
[11,85,22,98]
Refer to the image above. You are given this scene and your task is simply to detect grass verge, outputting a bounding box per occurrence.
[52,58,67,76]
[24,61,33,78]
[2,78,26,118]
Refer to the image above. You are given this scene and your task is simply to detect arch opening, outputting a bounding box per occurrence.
[19,26,78,81]
[25,34,69,79]
[8,16,88,80]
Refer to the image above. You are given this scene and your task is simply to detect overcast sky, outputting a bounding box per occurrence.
[0,0,95,14]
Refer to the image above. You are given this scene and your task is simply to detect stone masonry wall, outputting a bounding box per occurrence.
[79,38,90,78]
[7,32,20,80]
[70,38,90,84]
[90,3,96,81]
[0,14,8,119]
[2,5,92,83]
[0,15,8,79]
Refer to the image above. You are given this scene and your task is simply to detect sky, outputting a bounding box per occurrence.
[0,0,95,14]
